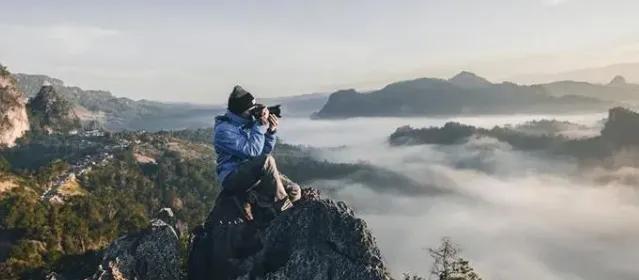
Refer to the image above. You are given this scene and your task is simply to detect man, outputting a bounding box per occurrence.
[213,85,300,219]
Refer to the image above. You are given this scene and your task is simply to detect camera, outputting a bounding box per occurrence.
[251,104,282,119]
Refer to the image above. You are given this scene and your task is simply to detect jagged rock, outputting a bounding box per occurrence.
[0,64,30,148]
[188,188,391,280]
[29,85,81,134]
[157,207,176,225]
[88,219,180,280]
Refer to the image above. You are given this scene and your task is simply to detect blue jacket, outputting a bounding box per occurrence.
[213,110,276,186]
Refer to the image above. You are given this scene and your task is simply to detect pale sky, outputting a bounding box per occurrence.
[1,0,638,104]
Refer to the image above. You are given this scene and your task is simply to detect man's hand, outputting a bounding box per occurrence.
[258,107,269,126]
[268,114,279,133]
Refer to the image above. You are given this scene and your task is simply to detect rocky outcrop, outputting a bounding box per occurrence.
[87,217,181,280]
[82,190,390,280]
[188,188,390,280]
[0,65,30,148]
[29,85,81,134]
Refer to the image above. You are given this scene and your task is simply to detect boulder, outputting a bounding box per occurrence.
[88,218,180,280]
[187,188,391,280]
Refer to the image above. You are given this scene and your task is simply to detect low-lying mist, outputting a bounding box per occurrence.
[278,113,639,280]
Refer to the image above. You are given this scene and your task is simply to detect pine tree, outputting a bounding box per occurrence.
[429,237,482,280]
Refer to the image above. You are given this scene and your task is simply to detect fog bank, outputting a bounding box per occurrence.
[278,113,639,280]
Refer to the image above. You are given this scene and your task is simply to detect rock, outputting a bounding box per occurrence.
[157,207,176,225]
[45,272,65,280]
[252,199,390,280]
[0,64,30,148]
[88,219,180,280]
[29,85,81,134]
[188,188,391,280]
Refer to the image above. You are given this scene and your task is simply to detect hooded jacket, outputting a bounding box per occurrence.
[213,110,276,186]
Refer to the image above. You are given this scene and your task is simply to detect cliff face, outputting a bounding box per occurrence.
[29,85,81,134]
[0,66,30,148]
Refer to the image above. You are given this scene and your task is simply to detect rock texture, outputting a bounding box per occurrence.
[88,218,181,280]
[188,188,391,280]
[0,65,29,148]
[29,85,81,134]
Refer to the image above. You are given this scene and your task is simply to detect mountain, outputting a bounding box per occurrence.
[257,92,330,117]
[508,62,639,85]
[79,189,390,280]
[316,72,611,118]
[448,71,492,88]
[0,65,29,148]
[0,121,422,279]
[28,85,81,134]
[13,73,223,131]
[540,75,639,104]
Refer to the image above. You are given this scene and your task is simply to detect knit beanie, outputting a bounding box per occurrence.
[228,85,256,114]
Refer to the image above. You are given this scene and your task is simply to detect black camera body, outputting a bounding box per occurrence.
[251,104,282,119]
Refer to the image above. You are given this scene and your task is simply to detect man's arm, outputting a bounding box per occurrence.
[262,114,279,154]
[215,123,268,158]
[262,132,277,154]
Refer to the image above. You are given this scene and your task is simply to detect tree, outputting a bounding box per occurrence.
[0,155,10,171]
[429,237,482,280]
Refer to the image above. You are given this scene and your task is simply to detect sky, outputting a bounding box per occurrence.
[1,0,639,104]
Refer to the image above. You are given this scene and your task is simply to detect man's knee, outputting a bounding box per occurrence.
[256,154,277,170]
[287,183,301,202]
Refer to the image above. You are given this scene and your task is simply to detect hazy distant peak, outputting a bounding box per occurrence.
[449,71,492,88]
[608,75,627,86]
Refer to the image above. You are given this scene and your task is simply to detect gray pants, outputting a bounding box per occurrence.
[222,154,301,210]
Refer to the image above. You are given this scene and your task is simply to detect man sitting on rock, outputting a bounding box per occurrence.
[214,85,301,220]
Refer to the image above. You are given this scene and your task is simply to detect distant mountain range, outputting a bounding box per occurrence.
[257,92,330,118]
[507,62,639,85]
[12,73,330,130]
[13,73,225,131]
[315,72,639,118]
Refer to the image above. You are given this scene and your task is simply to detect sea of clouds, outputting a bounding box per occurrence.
[277,113,639,280]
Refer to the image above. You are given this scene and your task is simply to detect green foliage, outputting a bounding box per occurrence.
[0,155,10,172]
[428,238,482,280]
[402,238,482,280]
[160,127,213,144]
[0,63,9,77]
[390,122,476,146]
[0,127,401,278]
